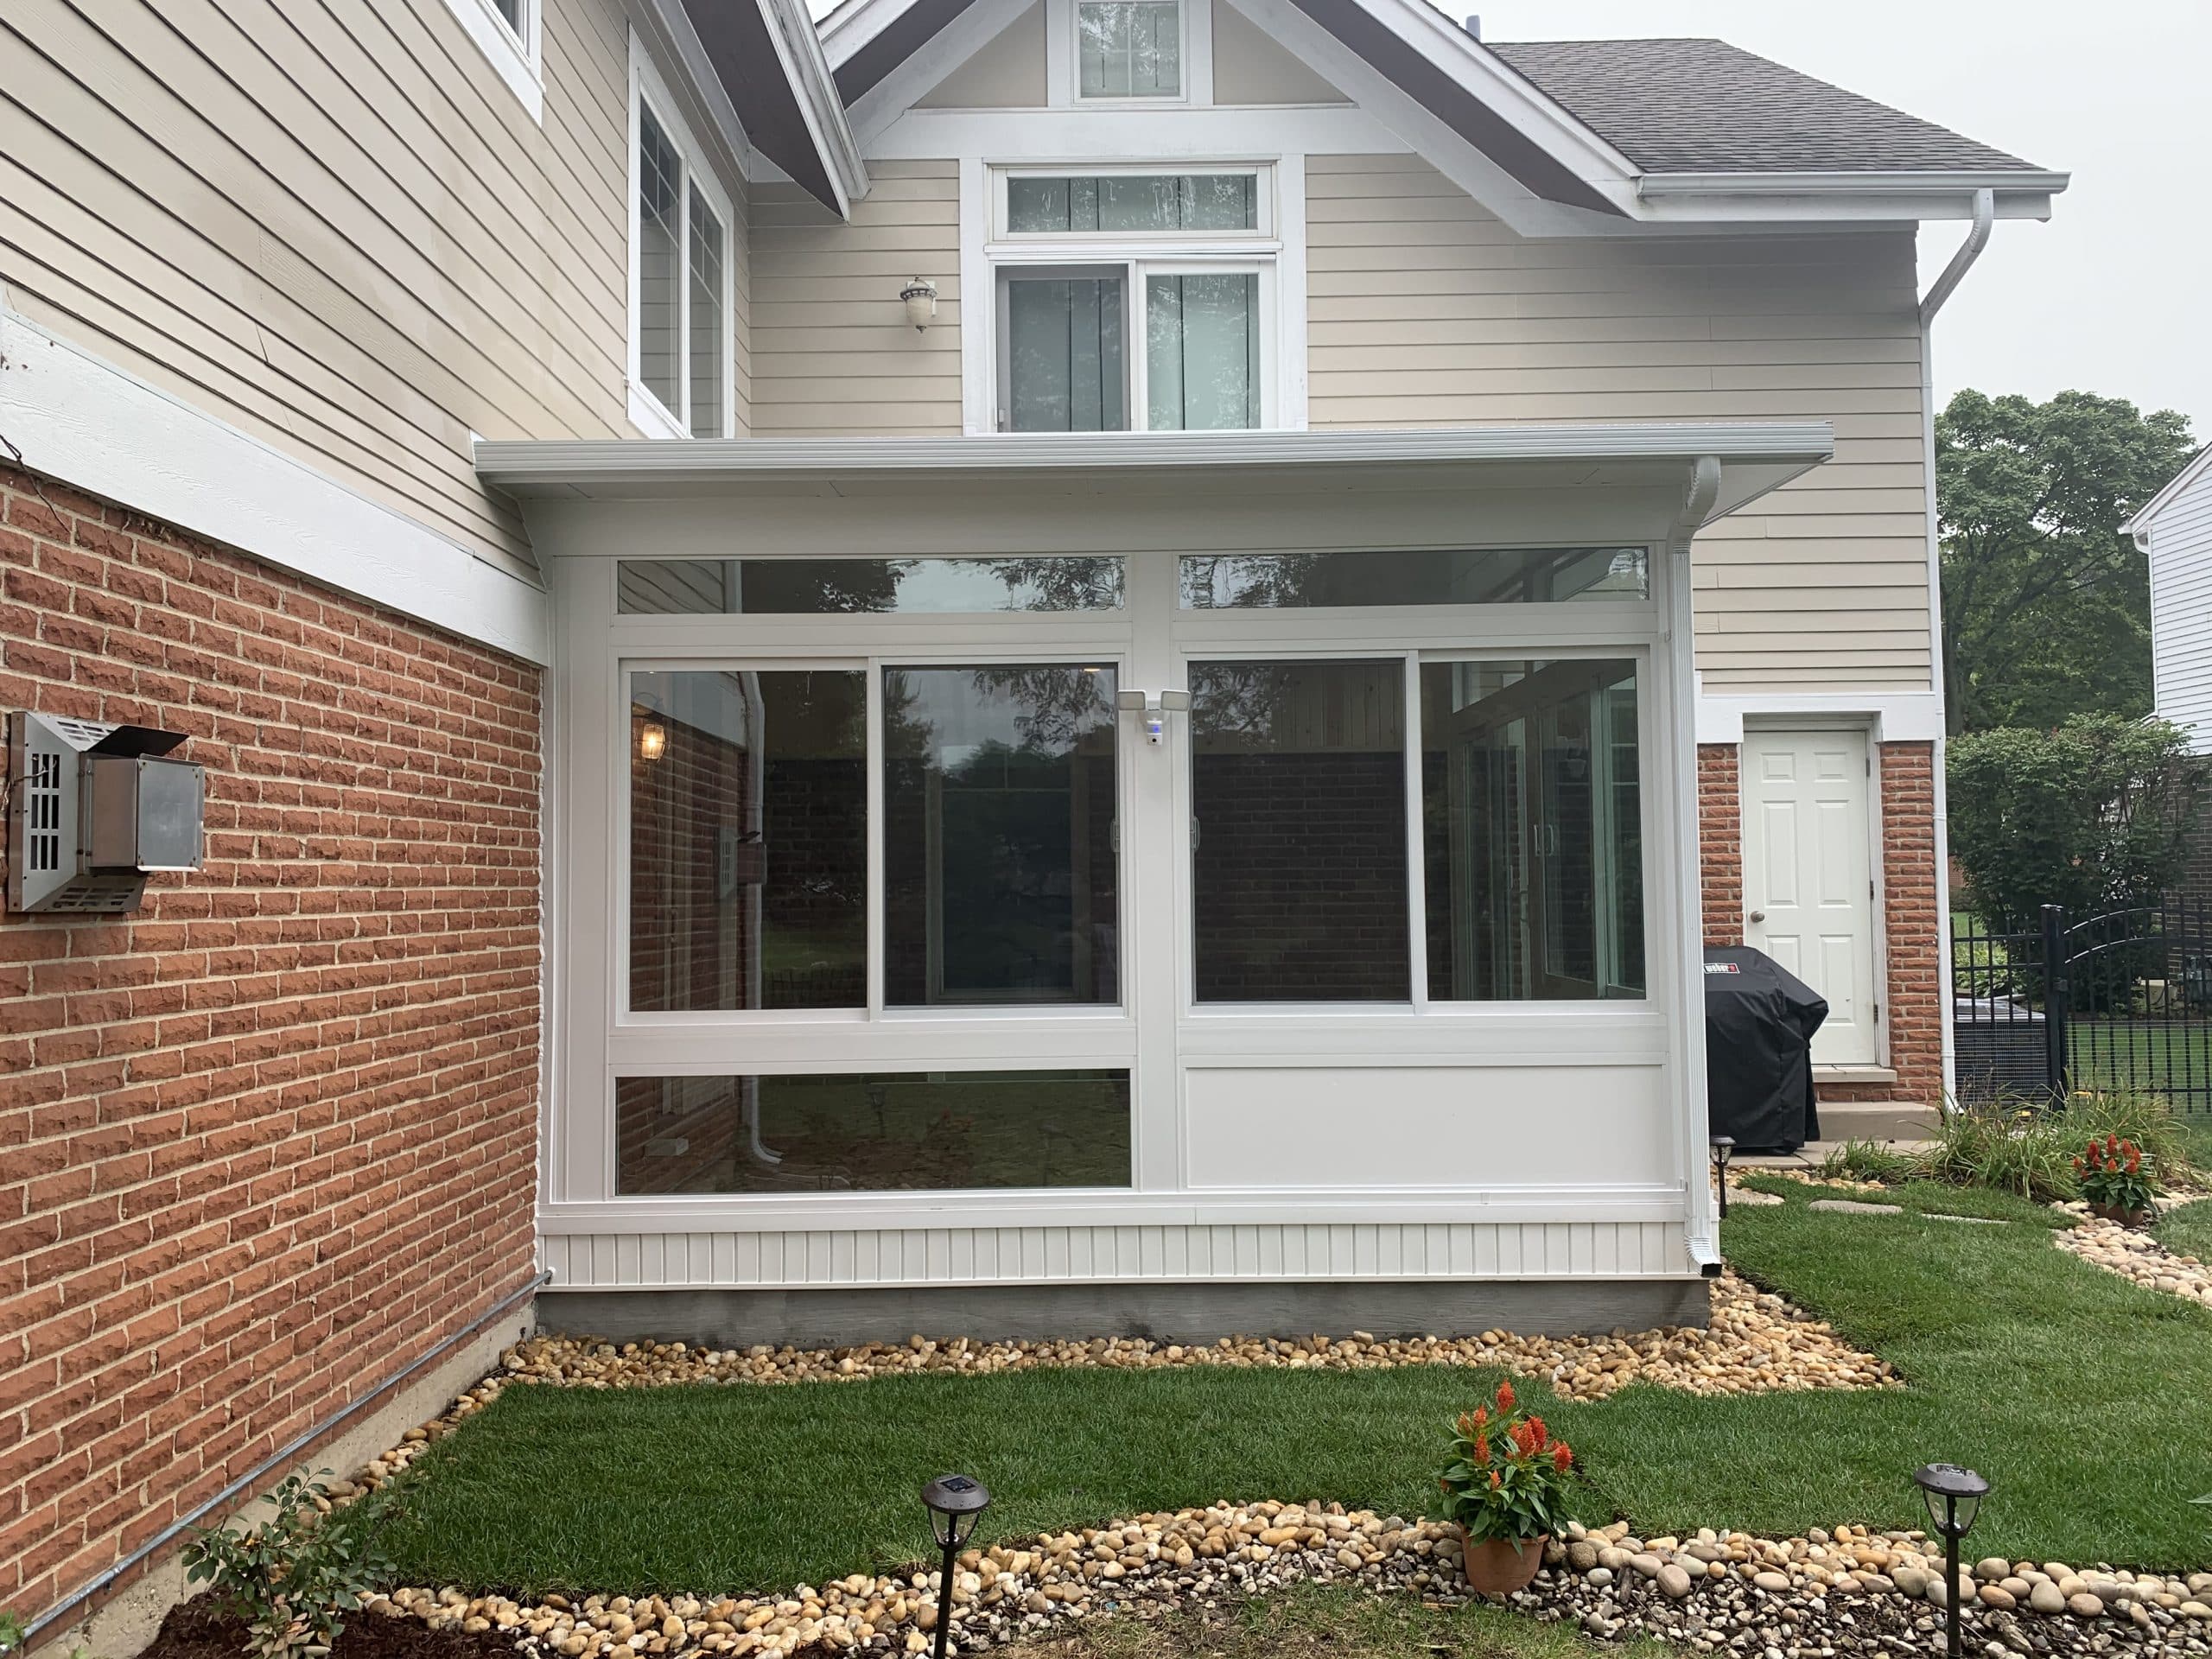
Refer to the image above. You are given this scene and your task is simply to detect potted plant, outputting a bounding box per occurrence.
[1437,1380,1579,1595]
[2075,1134,2159,1224]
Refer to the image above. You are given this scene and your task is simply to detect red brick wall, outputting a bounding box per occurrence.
[1694,738,1945,1107]
[0,463,542,1623]
[1696,744,1743,947]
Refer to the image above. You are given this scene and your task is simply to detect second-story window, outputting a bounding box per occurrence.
[991,168,1274,433]
[631,70,733,439]
[1077,0,1181,98]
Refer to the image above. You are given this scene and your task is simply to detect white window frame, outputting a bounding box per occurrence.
[627,39,738,441]
[986,163,1279,433]
[1046,0,1214,107]
[438,0,544,121]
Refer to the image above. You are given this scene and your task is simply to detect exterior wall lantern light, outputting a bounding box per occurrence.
[921,1474,990,1659]
[1913,1462,1989,1659]
[1711,1135,1735,1219]
[638,720,667,761]
[901,278,939,332]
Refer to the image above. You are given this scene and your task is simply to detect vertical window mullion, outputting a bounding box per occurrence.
[675,158,692,431]
[866,659,886,1017]
[1403,651,1429,1013]
[1128,261,1148,433]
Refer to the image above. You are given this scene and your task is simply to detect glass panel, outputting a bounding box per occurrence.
[1420,660,1644,1001]
[1077,0,1179,96]
[1007,175,1257,233]
[636,106,683,416]
[493,0,524,29]
[686,186,725,438]
[1191,658,1408,1001]
[615,1071,1132,1192]
[617,558,1124,614]
[1006,275,1126,431]
[884,665,1120,1006]
[629,670,868,1011]
[1147,273,1259,432]
[1182,547,1649,607]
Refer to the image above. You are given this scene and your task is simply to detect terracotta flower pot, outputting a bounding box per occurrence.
[2089,1200,2154,1226]
[1462,1533,1549,1596]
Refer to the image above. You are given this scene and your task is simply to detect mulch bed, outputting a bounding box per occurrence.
[143,1599,523,1659]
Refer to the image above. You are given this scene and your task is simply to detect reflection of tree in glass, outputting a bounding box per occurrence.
[972,556,1123,611]
[1189,660,1296,744]
[966,666,1116,754]
[1181,552,1327,608]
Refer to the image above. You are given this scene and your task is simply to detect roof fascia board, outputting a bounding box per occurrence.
[475,421,1834,489]
[849,0,1037,149]
[821,0,926,71]
[2121,442,2212,538]
[1635,190,2056,225]
[760,0,873,209]
[639,0,757,181]
[1639,168,2069,197]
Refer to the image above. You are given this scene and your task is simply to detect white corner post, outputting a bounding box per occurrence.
[1670,456,1723,1271]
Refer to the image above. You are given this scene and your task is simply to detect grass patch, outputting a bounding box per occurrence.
[2154,1198,2212,1262]
[380,1198,2212,1597]
[1735,1170,2071,1227]
[999,1580,1671,1659]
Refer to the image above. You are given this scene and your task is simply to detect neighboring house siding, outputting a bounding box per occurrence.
[750,160,963,436]
[0,0,664,576]
[2147,473,2212,754]
[1306,154,1930,693]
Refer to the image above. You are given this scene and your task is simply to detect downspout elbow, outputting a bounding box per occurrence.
[1919,188,1996,329]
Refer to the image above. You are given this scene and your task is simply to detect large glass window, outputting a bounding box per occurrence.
[615,1071,1132,1192]
[1077,0,1179,97]
[883,665,1121,1006]
[1003,272,1127,433]
[629,670,868,1011]
[1190,659,1408,1002]
[1007,175,1257,234]
[617,557,1125,614]
[1147,273,1260,431]
[632,89,729,437]
[1420,660,1645,1001]
[1181,548,1650,608]
[635,106,683,418]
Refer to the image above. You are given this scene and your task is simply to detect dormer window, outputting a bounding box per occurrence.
[988,166,1276,434]
[1077,0,1181,99]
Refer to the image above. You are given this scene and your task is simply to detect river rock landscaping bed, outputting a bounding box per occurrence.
[361,1505,2212,1659]
[2052,1205,2212,1307]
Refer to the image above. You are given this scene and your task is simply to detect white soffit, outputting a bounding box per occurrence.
[474,423,1832,523]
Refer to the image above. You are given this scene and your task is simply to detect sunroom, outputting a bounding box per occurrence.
[478,423,1831,1343]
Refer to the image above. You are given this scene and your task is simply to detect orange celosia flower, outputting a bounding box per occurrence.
[1471,1405,1489,1427]
[1525,1414,1548,1448]
[1489,1470,1502,1489]
[1474,1433,1490,1465]
[1496,1380,1516,1412]
[1554,1444,1573,1473]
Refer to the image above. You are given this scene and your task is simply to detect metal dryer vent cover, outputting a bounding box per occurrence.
[7,712,201,914]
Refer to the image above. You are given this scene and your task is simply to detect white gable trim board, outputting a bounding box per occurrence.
[2126,444,2212,755]
[0,308,550,664]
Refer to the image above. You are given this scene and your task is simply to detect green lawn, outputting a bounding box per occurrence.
[379,1186,2212,1599]
[2156,1197,2212,1262]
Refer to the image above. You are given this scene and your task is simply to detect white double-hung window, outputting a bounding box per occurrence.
[990,167,1275,433]
[629,52,734,439]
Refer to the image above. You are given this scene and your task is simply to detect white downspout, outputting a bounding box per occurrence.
[1671,456,1725,1273]
[1917,188,1994,1112]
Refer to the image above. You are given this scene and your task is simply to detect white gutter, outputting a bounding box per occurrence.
[1638,168,2069,198]
[1915,186,1995,1110]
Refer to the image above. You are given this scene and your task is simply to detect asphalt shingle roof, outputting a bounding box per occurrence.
[1484,37,2044,175]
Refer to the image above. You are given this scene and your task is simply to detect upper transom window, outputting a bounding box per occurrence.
[1077,0,1181,98]
[1002,174,1262,237]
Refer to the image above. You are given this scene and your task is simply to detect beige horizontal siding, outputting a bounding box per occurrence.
[0,0,700,577]
[1306,153,1929,693]
[750,161,964,436]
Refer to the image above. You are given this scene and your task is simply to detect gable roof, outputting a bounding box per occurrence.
[2121,443,2212,539]
[1485,39,2044,176]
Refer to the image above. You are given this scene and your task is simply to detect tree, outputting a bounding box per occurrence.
[1936,390,2196,734]
[1947,714,2202,932]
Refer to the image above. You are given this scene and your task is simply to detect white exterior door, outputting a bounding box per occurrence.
[1740,728,1878,1066]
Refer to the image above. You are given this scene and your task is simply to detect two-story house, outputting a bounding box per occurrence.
[0,1,2062,1651]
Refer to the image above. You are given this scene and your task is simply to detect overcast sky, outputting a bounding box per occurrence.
[823,0,2207,436]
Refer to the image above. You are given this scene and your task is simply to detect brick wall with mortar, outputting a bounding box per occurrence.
[1695,739,1944,1108]
[0,461,543,1628]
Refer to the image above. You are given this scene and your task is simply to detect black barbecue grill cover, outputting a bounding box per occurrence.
[1703,946,1827,1153]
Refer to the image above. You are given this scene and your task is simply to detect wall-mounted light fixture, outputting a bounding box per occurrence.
[639,721,667,761]
[1117,689,1190,746]
[901,277,939,333]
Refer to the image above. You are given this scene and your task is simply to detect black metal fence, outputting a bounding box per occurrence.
[1952,895,2212,1110]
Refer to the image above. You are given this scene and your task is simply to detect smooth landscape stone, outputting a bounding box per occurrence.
[1808,1199,1905,1214]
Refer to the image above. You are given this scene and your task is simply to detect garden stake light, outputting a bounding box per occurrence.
[1711,1136,1735,1219]
[1914,1462,1989,1659]
[921,1474,991,1659]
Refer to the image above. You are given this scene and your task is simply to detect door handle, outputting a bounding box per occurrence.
[1747,910,1766,925]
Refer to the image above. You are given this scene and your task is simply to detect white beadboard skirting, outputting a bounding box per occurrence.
[539,1220,1694,1292]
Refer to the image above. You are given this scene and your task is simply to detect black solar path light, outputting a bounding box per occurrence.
[1914,1462,1989,1659]
[921,1474,991,1659]
[1711,1136,1736,1219]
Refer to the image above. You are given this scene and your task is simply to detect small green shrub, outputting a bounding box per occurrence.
[1918,1090,2196,1204]
[181,1472,391,1659]
[0,1611,25,1656]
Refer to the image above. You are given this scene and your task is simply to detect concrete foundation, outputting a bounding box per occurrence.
[540,1277,1712,1349]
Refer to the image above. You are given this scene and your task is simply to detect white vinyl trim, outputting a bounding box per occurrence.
[0,308,548,664]
[437,0,544,122]
[1695,690,1944,746]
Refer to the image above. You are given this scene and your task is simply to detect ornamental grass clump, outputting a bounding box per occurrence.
[2076,1134,2159,1221]
[1437,1380,1580,1550]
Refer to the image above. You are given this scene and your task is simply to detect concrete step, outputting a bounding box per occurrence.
[1819,1099,1941,1144]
